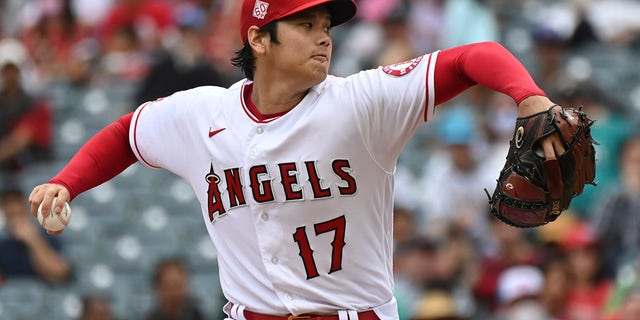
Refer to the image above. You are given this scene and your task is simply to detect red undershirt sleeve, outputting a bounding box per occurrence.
[433,41,546,106]
[49,113,138,201]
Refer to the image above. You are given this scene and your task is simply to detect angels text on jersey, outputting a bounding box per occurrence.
[205,158,357,223]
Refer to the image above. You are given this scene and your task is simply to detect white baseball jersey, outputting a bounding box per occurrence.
[129,51,439,318]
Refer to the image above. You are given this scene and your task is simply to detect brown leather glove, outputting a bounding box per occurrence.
[487,105,597,227]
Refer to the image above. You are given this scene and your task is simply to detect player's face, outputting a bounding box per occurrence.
[268,6,333,86]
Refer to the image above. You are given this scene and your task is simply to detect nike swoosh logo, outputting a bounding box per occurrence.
[209,128,226,137]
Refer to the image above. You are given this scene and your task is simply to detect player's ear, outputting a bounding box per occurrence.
[248,26,268,55]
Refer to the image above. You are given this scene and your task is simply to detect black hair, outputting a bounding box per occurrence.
[231,21,279,81]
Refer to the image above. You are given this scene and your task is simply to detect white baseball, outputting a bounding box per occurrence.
[37,197,72,232]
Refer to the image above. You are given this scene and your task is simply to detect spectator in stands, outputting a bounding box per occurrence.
[201,0,243,77]
[99,0,175,52]
[331,0,416,77]
[417,106,494,248]
[560,221,613,320]
[591,134,640,279]
[0,188,71,283]
[394,237,439,320]
[407,0,447,55]
[393,204,419,250]
[539,250,571,319]
[100,26,150,81]
[63,38,99,87]
[145,258,204,320]
[412,289,467,320]
[134,2,228,106]
[0,38,53,180]
[528,24,569,95]
[473,213,543,315]
[441,0,499,48]
[98,0,177,82]
[18,0,92,84]
[424,227,477,318]
[578,1,640,46]
[568,1,600,48]
[78,294,114,320]
[372,1,416,69]
[494,265,550,320]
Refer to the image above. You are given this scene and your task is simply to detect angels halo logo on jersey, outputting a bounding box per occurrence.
[383,56,424,77]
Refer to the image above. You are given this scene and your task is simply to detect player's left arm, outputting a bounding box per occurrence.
[434,41,563,158]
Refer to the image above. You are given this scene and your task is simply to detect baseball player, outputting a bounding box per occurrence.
[29,1,566,319]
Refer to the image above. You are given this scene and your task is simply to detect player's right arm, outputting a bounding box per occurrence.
[29,113,138,218]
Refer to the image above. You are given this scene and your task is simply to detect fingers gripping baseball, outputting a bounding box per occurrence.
[29,184,71,218]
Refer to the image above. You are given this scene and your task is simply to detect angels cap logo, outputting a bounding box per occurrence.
[253,0,269,20]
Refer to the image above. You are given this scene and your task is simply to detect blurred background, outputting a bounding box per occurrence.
[0,0,639,319]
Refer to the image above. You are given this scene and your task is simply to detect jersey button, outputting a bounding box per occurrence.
[250,148,257,156]
[261,213,269,221]
[256,127,264,134]
[286,294,293,301]
[271,257,278,264]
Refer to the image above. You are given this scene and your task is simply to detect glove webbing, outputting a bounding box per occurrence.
[486,191,550,228]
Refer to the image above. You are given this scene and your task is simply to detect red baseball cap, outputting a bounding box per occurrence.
[240,0,358,44]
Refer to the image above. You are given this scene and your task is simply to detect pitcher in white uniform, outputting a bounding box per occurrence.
[29,0,567,319]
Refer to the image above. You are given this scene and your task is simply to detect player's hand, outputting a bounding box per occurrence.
[517,95,566,160]
[29,183,71,219]
[29,183,71,235]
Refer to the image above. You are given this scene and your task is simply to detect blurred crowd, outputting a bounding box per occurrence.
[1,0,640,319]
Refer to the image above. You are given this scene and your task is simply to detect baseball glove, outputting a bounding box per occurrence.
[486,104,597,228]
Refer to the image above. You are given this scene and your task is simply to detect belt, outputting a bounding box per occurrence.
[241,308,379,320]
